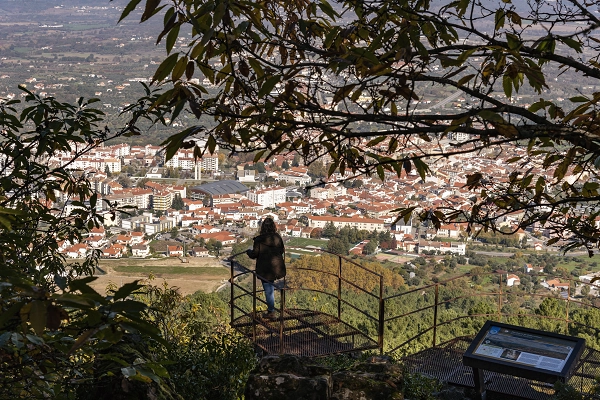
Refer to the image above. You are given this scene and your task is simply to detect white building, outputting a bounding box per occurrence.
[246,186,287,208]
[506,274,521,287]
[307,216,386,232]
[164,149,219,171]
[65,156,121,173]
[277,170,311,186]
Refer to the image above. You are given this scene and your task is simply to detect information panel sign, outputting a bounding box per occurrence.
[463,321,585,383]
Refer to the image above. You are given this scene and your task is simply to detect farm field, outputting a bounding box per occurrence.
[90,256,229,295]
[285,237,328,248]
[375,253,414,264]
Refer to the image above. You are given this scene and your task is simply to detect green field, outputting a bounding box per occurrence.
[113,266,229,276]
[285,237,328,248]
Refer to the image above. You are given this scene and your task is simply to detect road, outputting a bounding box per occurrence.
[472,250,515,257]
[472,249,589,257]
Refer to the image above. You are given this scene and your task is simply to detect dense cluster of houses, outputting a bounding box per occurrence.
[49,136,573,261]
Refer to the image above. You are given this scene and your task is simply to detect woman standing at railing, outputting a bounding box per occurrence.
[246,217,286,320]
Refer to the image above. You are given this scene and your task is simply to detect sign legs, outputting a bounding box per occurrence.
[472,368,487,400]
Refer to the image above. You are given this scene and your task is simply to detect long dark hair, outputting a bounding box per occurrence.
[260,217,277,235]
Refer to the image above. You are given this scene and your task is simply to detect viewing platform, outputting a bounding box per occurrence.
[228,249,600,399]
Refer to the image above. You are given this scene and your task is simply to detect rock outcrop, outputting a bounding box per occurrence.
[244,354,404,400]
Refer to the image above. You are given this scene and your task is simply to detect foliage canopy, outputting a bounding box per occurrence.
[121,0,600,252]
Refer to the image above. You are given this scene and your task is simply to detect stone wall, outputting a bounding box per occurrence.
[244,354,404,400]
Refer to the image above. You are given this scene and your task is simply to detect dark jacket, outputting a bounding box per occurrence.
[247,232,285,282]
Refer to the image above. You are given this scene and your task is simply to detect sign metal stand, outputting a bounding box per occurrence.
[463,321,585,400]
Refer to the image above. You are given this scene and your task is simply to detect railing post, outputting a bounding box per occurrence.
[566,281,571,334]
[433,283,439,348]
[378,275,385,354]
[252,272,257,343]
[338,255,342,320]
[230,258,234,326]
[280,277,286,355]
[252,272,257,342]
[498,271,503,322]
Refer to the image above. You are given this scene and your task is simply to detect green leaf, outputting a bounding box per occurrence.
[366,136,386,147]
[185,61,195,80]
[253,150,267,163]
[156,9,176,45]
[212,2,226,29]
[457,74,475,86]
[561,37,582,53]
[318,0,339,19]
[198,63,214,83]
[161,126,197,161]
[26,334,45,345]
[569,96,589,103]
[248,58,264,78]
[508,10,522,26]
[100,354,130,366]
[207,135,217,154]
[172,56,188,82]
[327,162,337,177]
[528,99,551,113]
[69,328,98,354]
[29,300,46,336]
[0,332,11,347]
[495,9,505,31]
[152,53,179,83]
[535,177,545,196]
[135,368,160,383]
[68,276,99,293]
[376,165,385,181]
[258,75,281,99]
[401,207,416,224]
[165,23,180,54]
[145,362,170,378]
[55,293,95,307]
[583,182,599,197]
[413,158,429,181]
[191,43,204,59]
[478,110,505,123]
[520,174,533,189]
[200,28,214,46]
[118,0,142,23]
[141,0,161,22]
[113,281,144,301]
[553,157,570,181]
[506,33,521,50]
[121,366,137,378]
[0,301,24,329]
[502,74,513,98]
[110,300,147,315]
[332,84,356,104]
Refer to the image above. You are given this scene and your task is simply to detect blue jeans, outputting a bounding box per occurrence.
[262,280,275,312]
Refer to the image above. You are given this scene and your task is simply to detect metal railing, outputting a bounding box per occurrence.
[384,271,600,357]
[228,249,383,355]
[228,250,600,357]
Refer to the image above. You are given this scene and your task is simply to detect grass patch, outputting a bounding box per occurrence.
[553,255,600,272]
[113,265,229,276]
[13,47,32,54]
[286,237,328,248]
[456,264,472,274]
